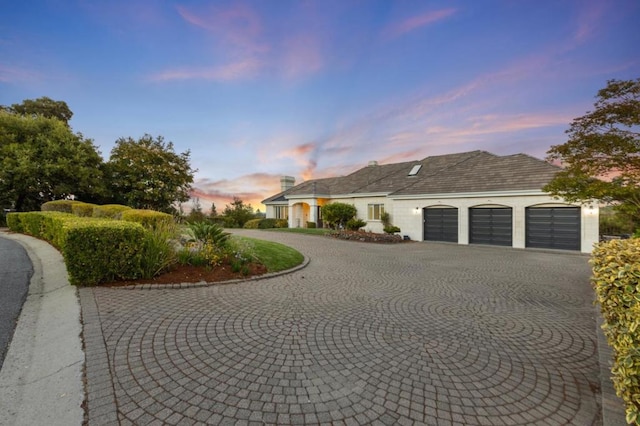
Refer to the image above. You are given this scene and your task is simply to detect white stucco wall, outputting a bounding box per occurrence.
[267,192,599,252]
[392,193,599,253]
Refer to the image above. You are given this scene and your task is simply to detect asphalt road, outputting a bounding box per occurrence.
[0,235,33,369]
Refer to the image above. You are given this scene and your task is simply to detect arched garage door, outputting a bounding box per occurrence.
[423,207,458,242]
[469,207,512,246]
[526,207,581,250]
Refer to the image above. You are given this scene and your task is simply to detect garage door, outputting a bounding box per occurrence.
[526,207,581,250]
[424,208,458,242]
[469,208,512,246]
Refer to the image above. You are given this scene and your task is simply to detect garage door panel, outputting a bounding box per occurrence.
[424,208,458,242]
[469,208,512,246]
[526,207,580,250]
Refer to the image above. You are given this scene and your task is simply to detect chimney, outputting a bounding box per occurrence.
[368,160,378,167]
[280,176,295,191]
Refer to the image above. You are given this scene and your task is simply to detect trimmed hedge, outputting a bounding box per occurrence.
[63,220,146,285]
[243,218,289,229]
[93,204,132,219]
[71,202,98,217]
[120,209,174,229]
[7,211,147,286]
[41,200,82,213]
[591,238,640,425]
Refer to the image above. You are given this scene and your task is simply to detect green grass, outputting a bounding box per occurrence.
[232,236,304,272]
[264,227,332,236]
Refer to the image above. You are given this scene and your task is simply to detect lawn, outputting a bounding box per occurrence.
[264,227,332,236]
[232,236,304,272]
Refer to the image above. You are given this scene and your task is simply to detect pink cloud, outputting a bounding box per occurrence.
[149,59,261,82]
[383,8,456,40]
[279,34,324,80]
[176,3,268,54]
[191,172,283,210]
[0,64,43,83]
[573,0,606,43]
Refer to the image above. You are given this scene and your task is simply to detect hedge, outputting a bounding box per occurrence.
[41,200,83,213]
[243,218,289,229]
[71,202,98,217]
[591,238,640,425]
[93,204,132,219]
[7,211,147,286]
[120,209,174,229]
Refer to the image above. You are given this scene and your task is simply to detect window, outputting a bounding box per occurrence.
[368,204,385,220]
[275,206,288,220]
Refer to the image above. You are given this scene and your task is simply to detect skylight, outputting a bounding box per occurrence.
[408,164,422,176]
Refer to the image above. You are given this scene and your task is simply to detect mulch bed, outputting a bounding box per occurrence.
[103,262,268,287]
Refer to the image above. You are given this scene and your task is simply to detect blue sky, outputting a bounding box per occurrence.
[1,0,638,211]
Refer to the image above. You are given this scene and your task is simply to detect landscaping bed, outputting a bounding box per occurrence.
[104,261,268,287]
[327,230,406,243]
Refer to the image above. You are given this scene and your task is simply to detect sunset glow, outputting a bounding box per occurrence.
[1,0,638,211]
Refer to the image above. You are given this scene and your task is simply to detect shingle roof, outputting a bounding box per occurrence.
[262,150,561,203]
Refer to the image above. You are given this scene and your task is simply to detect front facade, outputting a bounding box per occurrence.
[263,151,599,253]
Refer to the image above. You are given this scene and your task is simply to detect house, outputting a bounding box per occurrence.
[262,150,599,253]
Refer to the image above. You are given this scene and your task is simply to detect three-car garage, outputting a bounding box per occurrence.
[422,205,583,251]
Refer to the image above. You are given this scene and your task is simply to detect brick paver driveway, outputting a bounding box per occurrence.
[81,230,602,425]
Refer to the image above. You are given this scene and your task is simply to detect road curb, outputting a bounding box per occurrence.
[0,231,84,426]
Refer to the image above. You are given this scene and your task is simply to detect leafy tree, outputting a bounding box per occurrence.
[210,202,218,218]
[321,202,357,229]
[222,197,255,227]
[105,134,195,213]
[3,96,73,125]
[544,78,640,226]
[0,111,105,211]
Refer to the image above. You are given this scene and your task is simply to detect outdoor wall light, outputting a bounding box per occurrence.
[413,207,421,215]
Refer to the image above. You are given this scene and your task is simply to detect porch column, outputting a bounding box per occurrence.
[288,205,294,228]
[309,200,317,226]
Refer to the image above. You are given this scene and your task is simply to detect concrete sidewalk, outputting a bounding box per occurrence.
[0,230,84,426]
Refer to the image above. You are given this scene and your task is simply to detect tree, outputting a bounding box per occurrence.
[210,202,218,218]
[186,197,207,223]
[222,197,255,227]
[544,78,640,225]
[0,111,105,211]
[105,134,195,213]
[321,202,357,229]
[3,96,73,125]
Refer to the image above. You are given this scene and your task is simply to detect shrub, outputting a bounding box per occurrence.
[41,200,82,213]
[274,219,288,228]
[306,222,317,228]
[120,209,174,229]
[242,218,290,229]
[93,204,132,219]
[63,220,147,285]
[384,225,401,234]
[243,218,261,229]
[71,202,97,217]
[381,211,391,228]
[0,210,6,227]
[322,203,357,229]
[591,238,640,424]
[7,211,149,285]
[139,221,178,277]
[345,218,366,231]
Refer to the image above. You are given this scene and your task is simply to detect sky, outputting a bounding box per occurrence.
[1,0,639,212]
